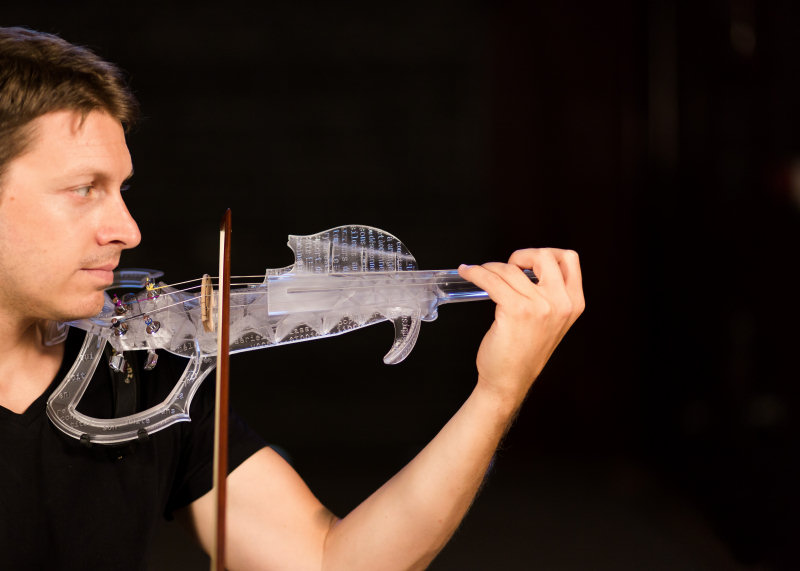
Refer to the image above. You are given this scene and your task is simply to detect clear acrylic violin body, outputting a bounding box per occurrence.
[46,225,536,445]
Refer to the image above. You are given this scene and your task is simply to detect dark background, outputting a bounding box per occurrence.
[4,1,798,569]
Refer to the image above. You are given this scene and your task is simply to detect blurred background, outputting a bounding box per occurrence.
[4,1,798,569]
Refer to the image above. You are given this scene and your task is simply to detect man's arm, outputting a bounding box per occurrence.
[179,247,584,570]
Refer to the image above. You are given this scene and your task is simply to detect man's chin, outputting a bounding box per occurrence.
[56,294,107,322]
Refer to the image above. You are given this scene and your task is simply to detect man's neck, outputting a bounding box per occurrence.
[0,315,65,414]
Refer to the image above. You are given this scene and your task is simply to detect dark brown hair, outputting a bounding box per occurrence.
[0,27,139,183]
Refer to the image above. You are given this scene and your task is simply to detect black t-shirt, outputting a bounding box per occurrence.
[0,328,266,570]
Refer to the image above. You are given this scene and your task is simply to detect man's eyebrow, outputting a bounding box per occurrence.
[57,165,135,182]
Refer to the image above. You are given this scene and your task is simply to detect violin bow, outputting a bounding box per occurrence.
[211,209,232,570]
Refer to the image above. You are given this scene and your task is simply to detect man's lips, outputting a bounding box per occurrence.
[82,264,117,284]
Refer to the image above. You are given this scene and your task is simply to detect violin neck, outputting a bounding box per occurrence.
[432,269,538,305]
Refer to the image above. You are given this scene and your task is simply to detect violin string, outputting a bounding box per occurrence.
[149,272,464,295]
[109,269,488,327]
[118,273,451,321]
[120,294,268,323]
[145,270,470,294]
[113,271,478,321]
[122,275,466,313]
[119,280,266,306]
[119,280,321,321]
[114,285,466,326]
[122,270,468,307]
[117,289,263,322]
[148,275,270,292]
[153,280,264,298]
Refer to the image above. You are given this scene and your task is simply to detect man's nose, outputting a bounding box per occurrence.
[96,194,141,249]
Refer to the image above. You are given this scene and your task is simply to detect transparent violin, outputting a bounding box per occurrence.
[46,225,537,445]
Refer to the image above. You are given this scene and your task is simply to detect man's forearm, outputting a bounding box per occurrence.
[321,382,516,571]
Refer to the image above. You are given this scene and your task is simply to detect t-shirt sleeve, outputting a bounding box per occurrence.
[163,364,267,517]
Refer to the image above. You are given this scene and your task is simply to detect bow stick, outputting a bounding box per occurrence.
[211,209,232,571]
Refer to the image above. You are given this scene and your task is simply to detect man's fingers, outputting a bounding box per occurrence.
[458,263,516,305]
[508,248,584,313]
[479,261,540,297]
[553,249,585,315]
[460,248,585,326]
[507,248,564,292]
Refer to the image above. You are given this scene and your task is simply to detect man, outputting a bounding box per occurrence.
[0,27,584,569]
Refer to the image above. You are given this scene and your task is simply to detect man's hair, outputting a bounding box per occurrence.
[0,27,139,183]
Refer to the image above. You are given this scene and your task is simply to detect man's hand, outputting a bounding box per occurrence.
[458,248,584,412]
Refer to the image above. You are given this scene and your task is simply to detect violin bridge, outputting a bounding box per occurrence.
[201,273,215,333]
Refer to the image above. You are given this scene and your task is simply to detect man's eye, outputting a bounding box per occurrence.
[120,183,131,192]
[74,186,93,197]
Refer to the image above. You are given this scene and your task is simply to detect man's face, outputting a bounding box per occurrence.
[0,109,141,323]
